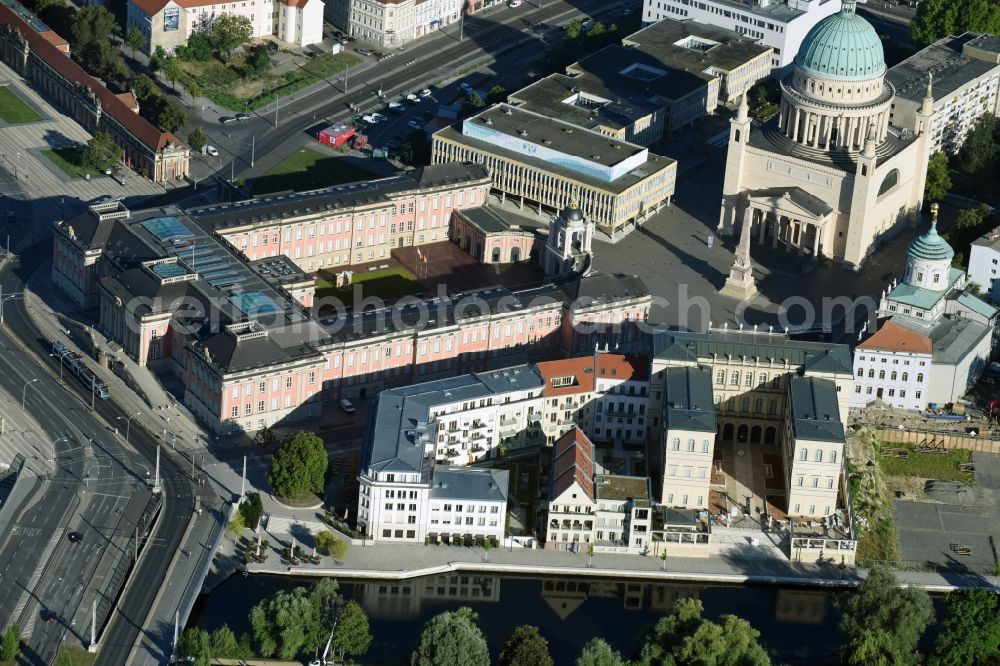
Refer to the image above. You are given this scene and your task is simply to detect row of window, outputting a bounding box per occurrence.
[664,494,703,507]
[665,466,709,479]
[715,369,778,388]
[798,448,839,463]
[857,355,926,365]
[795,476,836,489]
[855,386,921,399]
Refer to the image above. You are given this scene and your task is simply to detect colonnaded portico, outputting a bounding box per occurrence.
[725,187,834,258]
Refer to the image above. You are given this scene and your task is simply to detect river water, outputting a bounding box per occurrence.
[190,573,862,665]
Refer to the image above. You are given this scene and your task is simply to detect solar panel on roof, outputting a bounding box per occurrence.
[142,217,193,241]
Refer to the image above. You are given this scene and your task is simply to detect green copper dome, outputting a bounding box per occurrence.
[794,1,886,82]
[907,220,954,263]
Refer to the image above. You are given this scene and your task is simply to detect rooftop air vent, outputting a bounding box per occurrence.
[543,138,552,145]
[563,127,573,133]
[504,107,513,115]
[485,117,493,125]
[591,154,601,160]
[518,129,528,136]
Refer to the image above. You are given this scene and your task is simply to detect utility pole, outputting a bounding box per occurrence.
[134,526,138,564]
[344,64,349,94]
[171,610,179,663]
[274,93,279,127]
[251,135,255,169]
[459,11,465,42]
[239,455,247,503]
[88,600,97,652]
[153,445,161,493]
[90,375,96,411]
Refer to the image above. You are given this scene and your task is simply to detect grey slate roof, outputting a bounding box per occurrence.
[652,330,852,375]
[430,466,509,503]
[928,316,993,366]
[663,366,716,433]
[199,324,321,374]
[787,376,845,443]
[887,33,1000,104]
[747,186,833,219]
[455,206,549,235]
[560,273,651,309]
[362,365,544,475]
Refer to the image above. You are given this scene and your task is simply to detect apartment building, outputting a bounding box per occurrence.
[432,104,677,237]
[887,33,1000,155]
[507,20,771,145]
[851,320,932,411]
[127,0,324,54]
[536,353,650,446]
[969,225,1000,304]
[661,366,716,510]
[642,0,842,71]
[0,4,189,183]
[785,376,844,518]
[344,0,460,47]
[651,328,853,519]
[357,365,537,542]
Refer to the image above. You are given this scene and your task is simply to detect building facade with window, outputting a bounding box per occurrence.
[887,33,1000,156]
[854,212,998,410]
[641,0,842,71]
[651,328,853,519]
[344,0,461,47]
[546,428,597,552]
[969,225,1000,304]
[785,376,844,519]
[720,1,935,270]
[127,0,324,55]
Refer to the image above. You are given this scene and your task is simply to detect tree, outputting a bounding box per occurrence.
[82,132,120,171]
[125,27,146,58]
[956,204,989,231]
[70,5,119,50]
[924,151,951,202]
[254,425,278,449]
[959,113,998,175]
[162,56,182,91]
[227,508,246,532]
[315,529,336,554]
[153,96,187,132]
[266,430,328,500]
[329,535,347,560]
[331,600,372,660]
[498,625,553,666]
[239,491,263,530]
[911,0,1000,46]
[466,91,485,109]
[564,19,582,40]
[586,21,607,38]
[637,597,770,666]
[838,567,934,666]
[931,589,1000,666]
[210,625,243,658]
[178,627,212,666]
[1,624,19,661]
[188,127,207,152]
[576,638,625,666]
[250,583,329,659]
[188,80,203,100]
[246,47,271,77]
[410,607,489,666]
[210,14,253,60]
[310,578,342,627]
[487,84,507,104]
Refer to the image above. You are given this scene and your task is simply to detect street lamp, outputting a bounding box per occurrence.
[0,285,24,324]
[21,378,37,410]
[50,350,73,380]
[117,411,141,445]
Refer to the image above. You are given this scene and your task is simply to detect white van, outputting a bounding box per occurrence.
[339,399,356,414]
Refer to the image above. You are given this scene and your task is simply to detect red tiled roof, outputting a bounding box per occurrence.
[536,357,595,397]
[858,320,932,354]
[38,30,69,51]
[551,428,594,502]
[0,4,184,153]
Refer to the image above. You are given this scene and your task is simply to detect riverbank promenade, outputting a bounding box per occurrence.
[237,539,998,593]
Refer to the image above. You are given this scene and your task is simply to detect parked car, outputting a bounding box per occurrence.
[459,82,473,93]
[339,399,356,414]
[204,145,219,157]
[362,114,378,124]
[388,101,406,114]
[355,48,374,56]
[68,531,83,543]
[509,0,522,6]
[235,112,252,122]
[219,116,238,125]
[266,42,279,53]
[407,118,424,129]
[371,112,388,122]
[419,88,432,98]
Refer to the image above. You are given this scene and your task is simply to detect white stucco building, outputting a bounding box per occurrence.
[661,366,716,510]
[346,0,460,47]
[720,0,935,270]
[887,33,1000,155]
[642,0,842,71]
[969,225,1000,304]
[785,376,844,519]
[854,209,998,410]
[128,0,324,54]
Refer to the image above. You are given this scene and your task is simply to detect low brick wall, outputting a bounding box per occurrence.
[876,428,1000,453]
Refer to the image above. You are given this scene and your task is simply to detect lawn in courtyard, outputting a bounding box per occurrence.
[485,453,541,537]
[878,444,972,483]
[40,147,91,180]
[317,267,425,308]
[0,86,42,123]
[252,149,378,195]
[54,647,96,666]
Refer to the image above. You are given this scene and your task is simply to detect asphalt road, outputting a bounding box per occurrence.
[190,0,639,183]
[0,244,196,665]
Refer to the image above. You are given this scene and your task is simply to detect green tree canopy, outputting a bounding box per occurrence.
[125,27,146,57]
[1,624,20,661]
[70,5,119,49]
[924,151,952,202]
[911,0,1000,46]
[82,132,120,171]
[487,85,507,104]
[838,567,934,666]
[246,47,271,77]
[958,113,998,176]
[956,204,990,231]
[331,599,372,660]
[637,597,770,666]
[210,624,244,658]
[210,14,253,59]
[576,638,625,666]
[188,127,207,152]
[410,607,489,666]
[266,431,328,499]
[931,589,1000,666]
[250,581,335,659]
[162,56,182,90]
[178,627,212,666]
[131,73,156,101]
[151,96,187,133]
[239,491,263,530]
[498,625,553,666]
[564,19,582,40]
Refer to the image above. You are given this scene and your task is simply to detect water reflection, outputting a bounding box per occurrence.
[194,574,843,664]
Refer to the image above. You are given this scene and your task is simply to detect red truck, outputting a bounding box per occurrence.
[318,124,356,148]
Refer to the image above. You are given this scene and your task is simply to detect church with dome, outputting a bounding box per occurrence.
[851,204,998,411]
[720,0,935,271]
